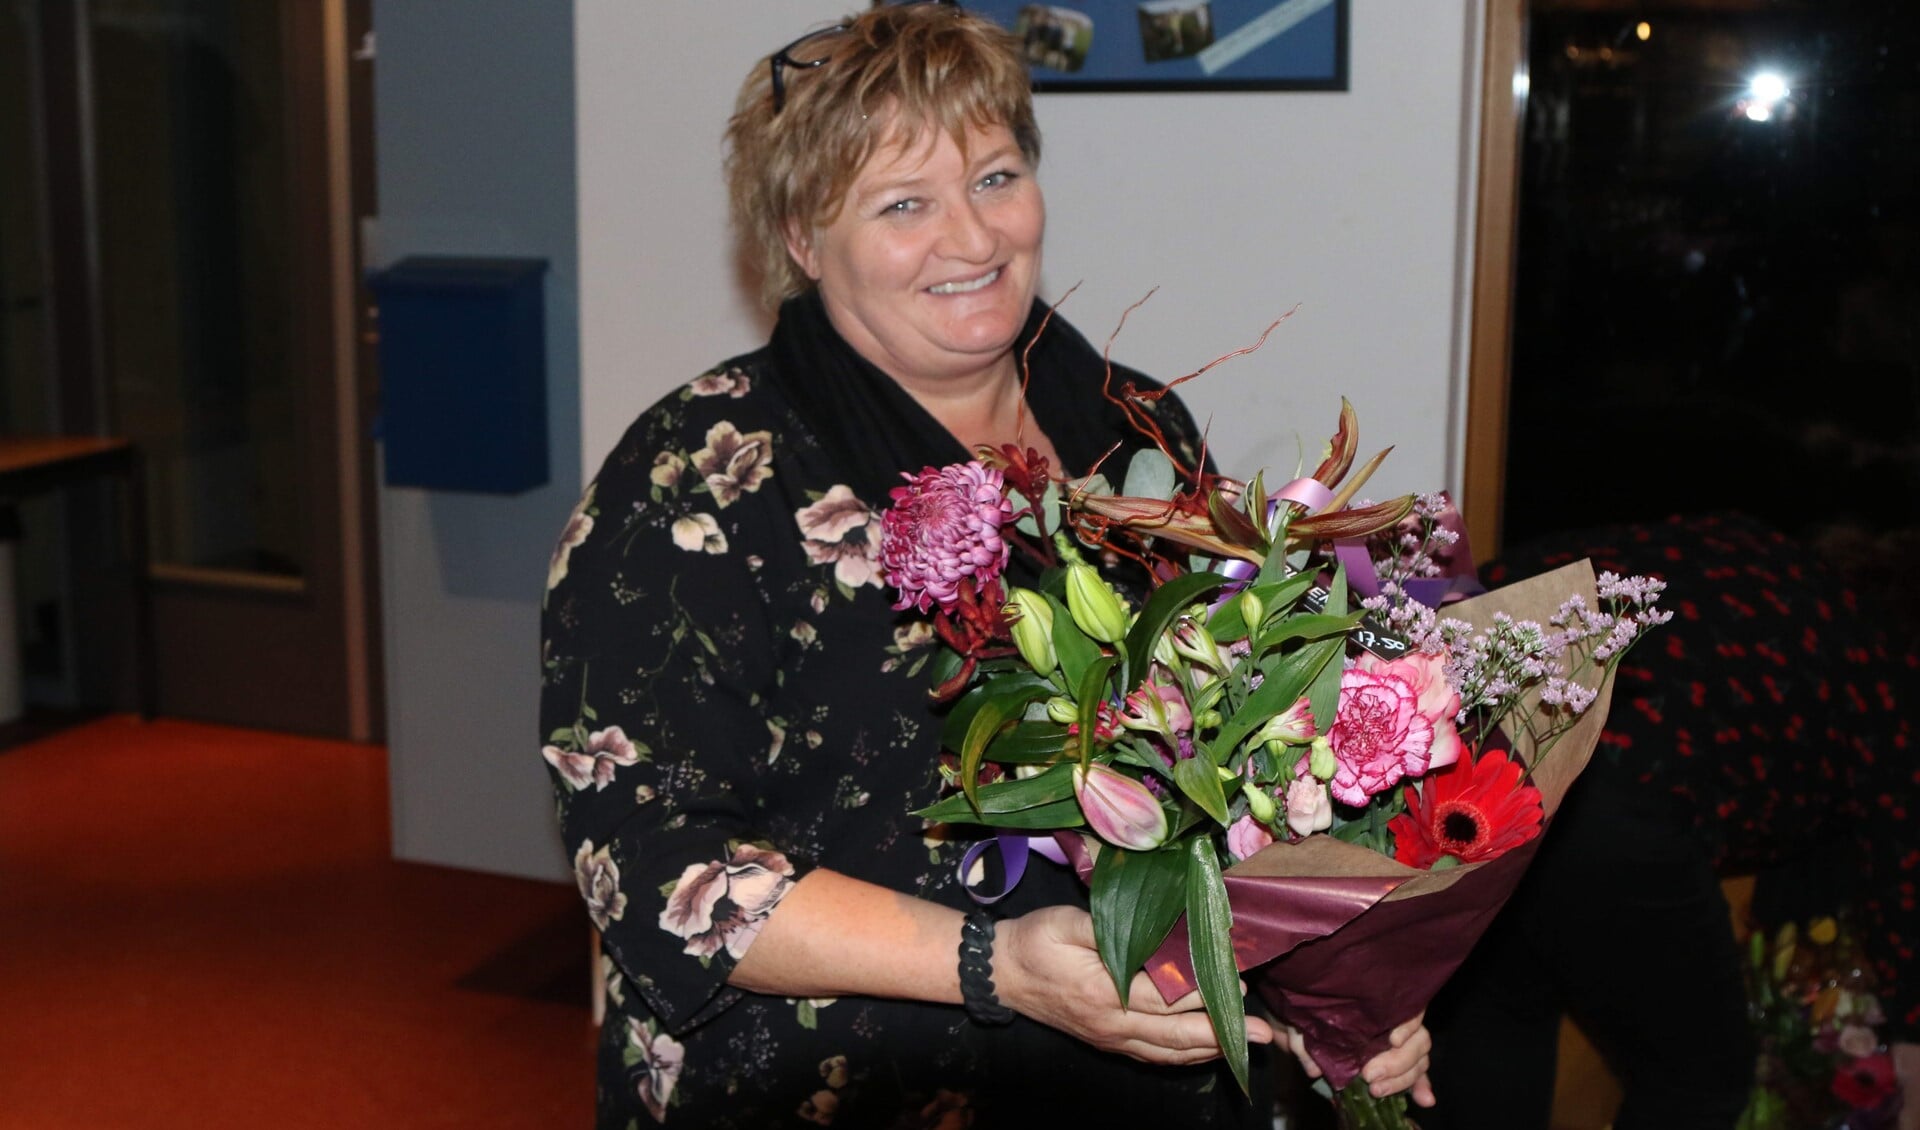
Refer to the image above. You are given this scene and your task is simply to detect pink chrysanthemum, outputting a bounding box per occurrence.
[879,461,1013,613]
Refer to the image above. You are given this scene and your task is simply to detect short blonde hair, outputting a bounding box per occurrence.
[725,3,1041,309]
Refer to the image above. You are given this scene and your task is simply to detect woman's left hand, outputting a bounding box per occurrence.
[1276,1012,1436,1108]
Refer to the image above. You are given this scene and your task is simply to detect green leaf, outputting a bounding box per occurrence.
[797,1000,818,1029]
[1015,477,1062,538]
[1203,573,1317,641]
[1212,637,1342,754]
[1124,572,1233,690]
[1252,611,1364,654]
[1089,844,1189,1006]
[547,727,578,744]
[987,720,1071,764]
[1123,447,1178,502]
[1073,656,1118,763]
[927,643,964,691]
[916,763,1077,819]
[916,795,1087,830]
[959,700,1015,813]
[1173,755,1231,825]
[1186,837,1249,1096]
[1046,592,1101,690]
[939,672,1056,756]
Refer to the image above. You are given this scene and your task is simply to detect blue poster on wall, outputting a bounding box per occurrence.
[967,0,1348,91]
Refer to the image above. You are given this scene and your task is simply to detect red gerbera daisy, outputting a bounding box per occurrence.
[1831,1052,1896,1109]
[1387,750,1544,869]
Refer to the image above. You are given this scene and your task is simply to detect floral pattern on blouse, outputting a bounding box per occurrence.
[542,353,1264,1129]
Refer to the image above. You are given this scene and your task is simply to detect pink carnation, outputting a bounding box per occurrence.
[1356,650,1463,770]
[1325,667,1436,806]
[879,461,1013,613]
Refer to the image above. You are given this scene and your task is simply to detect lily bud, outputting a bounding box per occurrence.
[1237,589,1266,633]
[1003,587,1057,675]
[1045,696,1079,725]
[1194,708,1223,731]
[1252,697,1316,746]
[1151,626,1177,669]
[1308,736,1337,782]
[1065,562,1130,644]
[1119,679,1192,738]
[1073,764,1169,851]
[1243,782,1277,825]
[1171,616,1221,670]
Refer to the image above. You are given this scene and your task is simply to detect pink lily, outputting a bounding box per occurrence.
[1073,764,1169,851]
[1119,679,1193,738]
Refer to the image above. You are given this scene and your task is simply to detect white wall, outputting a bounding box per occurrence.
[374,0,580,880]
[373,0,1487,882]
[578,0,1485,502]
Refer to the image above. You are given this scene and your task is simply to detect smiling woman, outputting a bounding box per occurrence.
[537,5,1430,1127]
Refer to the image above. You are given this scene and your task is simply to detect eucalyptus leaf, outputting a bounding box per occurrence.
[1122,448,1178,502]
[1186,837,1249,1096]
[1015,478,1063,538]
[1089,845,1189,1006]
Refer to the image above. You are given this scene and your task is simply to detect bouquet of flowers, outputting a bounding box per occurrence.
[881,378,1669,1125]
[1740,914,1900,1129]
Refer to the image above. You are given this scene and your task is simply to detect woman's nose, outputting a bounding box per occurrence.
[938,200,997,261]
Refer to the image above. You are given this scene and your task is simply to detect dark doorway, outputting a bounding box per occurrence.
[1500,0,1920,574]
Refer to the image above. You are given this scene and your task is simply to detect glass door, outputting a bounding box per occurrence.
[7,0,380,739]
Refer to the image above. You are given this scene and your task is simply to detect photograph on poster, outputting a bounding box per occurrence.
[967,0,1348,91]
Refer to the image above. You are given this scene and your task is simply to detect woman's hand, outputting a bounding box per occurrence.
[1276,1013,1436,1108]
[995,905,1276,1066]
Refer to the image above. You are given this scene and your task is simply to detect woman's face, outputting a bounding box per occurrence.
[787,120,1045,392]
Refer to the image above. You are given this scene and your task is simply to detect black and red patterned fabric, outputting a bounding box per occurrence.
[1482,512,1919,1042]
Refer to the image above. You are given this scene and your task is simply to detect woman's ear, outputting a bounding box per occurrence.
[782,218,821,281]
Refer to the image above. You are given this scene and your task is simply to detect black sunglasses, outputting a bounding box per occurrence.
[769,0,962,115]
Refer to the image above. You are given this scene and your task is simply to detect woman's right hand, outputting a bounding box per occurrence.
[995,904,1275,1065]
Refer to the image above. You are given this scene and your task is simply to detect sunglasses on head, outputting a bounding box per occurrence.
[769,0,963,115]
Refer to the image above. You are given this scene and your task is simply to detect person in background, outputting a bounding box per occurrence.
[1423,512,1918,1130]
[539,5,1432,1127]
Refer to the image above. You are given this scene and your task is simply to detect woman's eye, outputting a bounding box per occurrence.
[978,170,1018,191]
[881,198,920,216]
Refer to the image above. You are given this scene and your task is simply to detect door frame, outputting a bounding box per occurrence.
[1460,0,1528,564]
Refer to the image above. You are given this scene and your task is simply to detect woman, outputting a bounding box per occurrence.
[540,6,1432,1126]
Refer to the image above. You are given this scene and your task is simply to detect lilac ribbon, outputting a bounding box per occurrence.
[1208,477,1331,608]
[959,830,1070,905]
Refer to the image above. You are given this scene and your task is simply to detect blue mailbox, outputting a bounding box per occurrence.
[371,256,549,493]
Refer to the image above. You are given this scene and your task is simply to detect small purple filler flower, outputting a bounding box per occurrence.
[880,461,1013,612]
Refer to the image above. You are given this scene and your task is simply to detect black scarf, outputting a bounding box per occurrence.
[762,288,1154,512]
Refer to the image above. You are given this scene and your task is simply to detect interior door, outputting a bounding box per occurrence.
[20,0,380,739]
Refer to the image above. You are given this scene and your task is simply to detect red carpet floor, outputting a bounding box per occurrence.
[0,715,595,1128]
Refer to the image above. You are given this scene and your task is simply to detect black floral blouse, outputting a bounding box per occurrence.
[1485,513,1919,1042]
[540,295,1270,1129]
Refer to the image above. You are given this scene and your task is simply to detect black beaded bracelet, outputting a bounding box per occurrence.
[957,910,1014,1026]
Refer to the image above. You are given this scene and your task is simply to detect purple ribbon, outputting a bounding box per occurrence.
[959,830,1071,905]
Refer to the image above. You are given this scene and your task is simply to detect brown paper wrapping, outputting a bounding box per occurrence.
[1143,561,1615,1089]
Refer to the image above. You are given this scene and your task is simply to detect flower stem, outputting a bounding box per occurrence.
[1331,1077,1416,1129]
